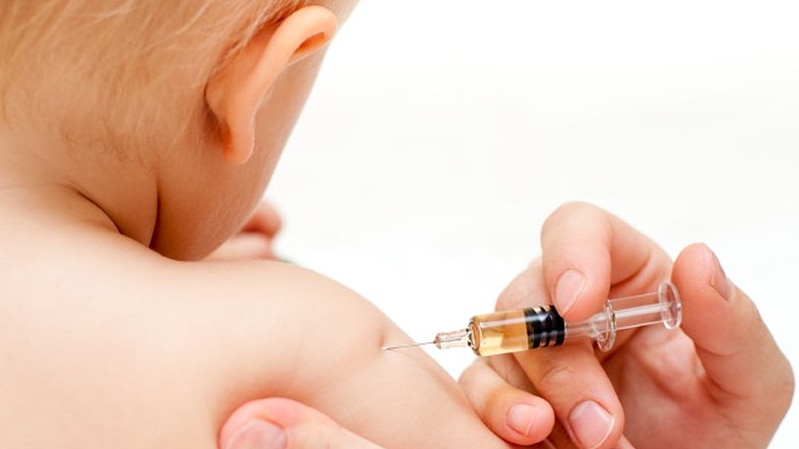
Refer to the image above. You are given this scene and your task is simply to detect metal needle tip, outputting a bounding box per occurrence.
[382,341,435,351]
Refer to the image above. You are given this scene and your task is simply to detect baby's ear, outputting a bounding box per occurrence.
[205,6,337,165]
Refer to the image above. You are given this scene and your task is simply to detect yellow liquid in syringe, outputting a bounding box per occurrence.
[468,306,566,356]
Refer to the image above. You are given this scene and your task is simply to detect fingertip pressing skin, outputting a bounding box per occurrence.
[220,398,385,449]
[225,420,287,449]
[219,398,304,449]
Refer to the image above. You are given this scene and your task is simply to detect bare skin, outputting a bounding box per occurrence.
[0,185,522,449]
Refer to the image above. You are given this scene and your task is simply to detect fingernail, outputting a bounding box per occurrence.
[615,434,635,449]
[568,401,615,449]
[507,403,539,437]
[226,420,287,449]
[555,270,585,314]
[704,244,733,301]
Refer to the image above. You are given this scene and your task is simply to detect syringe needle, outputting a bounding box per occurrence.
[382,341,435,351]
[383,328,472,351]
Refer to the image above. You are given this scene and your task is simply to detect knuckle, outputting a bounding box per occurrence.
[524,351,586,397]
[536,358,575,388]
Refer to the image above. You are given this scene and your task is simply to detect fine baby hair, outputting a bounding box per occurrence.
[0,0,306,150]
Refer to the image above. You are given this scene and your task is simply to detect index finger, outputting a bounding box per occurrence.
[496,263,627,449]
[541,202,671,321]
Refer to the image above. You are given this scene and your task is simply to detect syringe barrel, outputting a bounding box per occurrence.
[468,281,681,356]
[566,281,682,351]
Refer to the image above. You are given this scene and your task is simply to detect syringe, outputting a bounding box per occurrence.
[383,281,681,356]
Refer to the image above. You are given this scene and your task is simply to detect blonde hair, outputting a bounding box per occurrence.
[0,0,306,153]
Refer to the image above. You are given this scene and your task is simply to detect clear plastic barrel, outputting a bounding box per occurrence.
[566,281,682,351]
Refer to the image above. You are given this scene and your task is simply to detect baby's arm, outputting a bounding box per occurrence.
[170,260,504,447]
[0,229,517,449]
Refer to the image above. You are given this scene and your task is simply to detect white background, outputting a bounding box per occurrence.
[267,1,799,447]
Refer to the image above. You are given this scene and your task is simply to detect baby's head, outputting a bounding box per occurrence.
[0,0,355,259]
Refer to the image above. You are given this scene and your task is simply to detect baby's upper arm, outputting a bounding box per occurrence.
[1,241,515,449]
[162,260,509,448]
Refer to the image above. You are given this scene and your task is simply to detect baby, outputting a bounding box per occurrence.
[1,1,792,449]
[0,1,520,448]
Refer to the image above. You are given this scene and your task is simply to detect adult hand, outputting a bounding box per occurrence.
[220,398,385,449]
[460,202,794,448]
[208,201,283,261]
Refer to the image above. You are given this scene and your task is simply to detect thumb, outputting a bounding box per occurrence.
[672,243,793,418]
[220,398,384,449]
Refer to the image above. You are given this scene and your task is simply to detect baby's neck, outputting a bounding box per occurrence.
[0,125,158,247]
